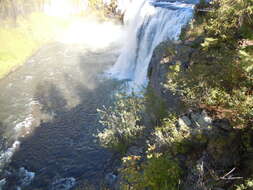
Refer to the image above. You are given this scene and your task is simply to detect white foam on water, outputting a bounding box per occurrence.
[0,100,40,177]
[14,114,34,135]
[0,141,20,170]
[14,100,41,137]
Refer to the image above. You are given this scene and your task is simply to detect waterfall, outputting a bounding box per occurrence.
[108,0,196,91]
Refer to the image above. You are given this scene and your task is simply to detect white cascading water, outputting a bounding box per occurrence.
[108,0,196,91]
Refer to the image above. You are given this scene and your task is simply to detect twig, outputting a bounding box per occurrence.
[221,168,236,178]
[196,8,213,12]
[220,168,243,180]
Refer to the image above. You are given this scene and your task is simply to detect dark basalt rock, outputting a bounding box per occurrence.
[147,38,243,190]
[148,40,196,113]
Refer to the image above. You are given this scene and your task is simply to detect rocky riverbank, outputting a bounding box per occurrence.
[107,11,252,188]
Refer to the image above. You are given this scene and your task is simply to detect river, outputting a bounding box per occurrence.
[0,0,197,189]
[0,37,122,189]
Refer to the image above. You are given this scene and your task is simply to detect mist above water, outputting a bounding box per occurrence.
[57,19,123,50]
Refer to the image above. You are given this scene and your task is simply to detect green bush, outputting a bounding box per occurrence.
[153,115,193,155]
[236,179,253,190]
[204,0,253,47]
[165,0,253,128]
[120,153,181,190]
[141,153,181,190]
[97,93,144,153]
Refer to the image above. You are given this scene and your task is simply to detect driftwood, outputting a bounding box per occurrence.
[241,40,253,47]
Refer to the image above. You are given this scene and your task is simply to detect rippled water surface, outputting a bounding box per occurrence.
[0,42,121,189]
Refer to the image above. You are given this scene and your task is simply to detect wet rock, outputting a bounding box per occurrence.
[105,172,117,187]
[126,146,143,156]
[0,178,6,189]
[18,167,35,187]
[50,177,76,190]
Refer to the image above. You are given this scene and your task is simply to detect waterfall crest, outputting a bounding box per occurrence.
[108,0,196,91]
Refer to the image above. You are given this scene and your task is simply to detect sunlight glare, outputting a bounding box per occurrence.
[44,0,87,17]
[57,19,123,49]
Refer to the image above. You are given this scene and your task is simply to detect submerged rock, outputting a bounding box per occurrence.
[50,177,76,190]
[18,167,35,187]
[105,172,117,187]
[0,178,6,189]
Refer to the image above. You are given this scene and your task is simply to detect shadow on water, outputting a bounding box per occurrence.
[0,122,9,153]
[1,44,122,189]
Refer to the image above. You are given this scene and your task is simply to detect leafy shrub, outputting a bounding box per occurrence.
[97,93,144,153]
[204,0,253,47]
[236,179,253,190]
[153,115,192,155]
[165,0,253,128]
[141,153,181,190]
[120,153,181,190]
[165,60,253,127]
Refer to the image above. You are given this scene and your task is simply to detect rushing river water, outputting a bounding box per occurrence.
[0,41,122,189]
[0,0,198,189]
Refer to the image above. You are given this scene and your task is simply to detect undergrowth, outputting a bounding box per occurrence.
[166,0,253,129]
[120,153,181,190]
[97,93,144,153]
